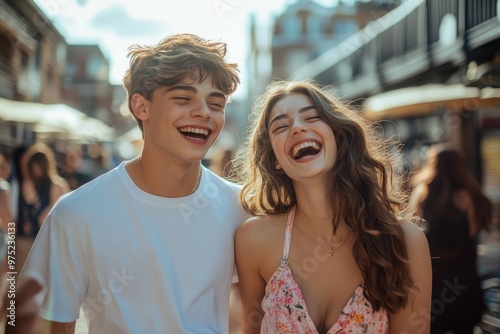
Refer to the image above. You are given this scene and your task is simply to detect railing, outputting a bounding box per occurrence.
[292,0,500,97]
[466,0,497,29]
[427,0,459,45]
[292,0,426,86]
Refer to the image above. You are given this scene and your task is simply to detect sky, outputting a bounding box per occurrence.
[33,0,342,98]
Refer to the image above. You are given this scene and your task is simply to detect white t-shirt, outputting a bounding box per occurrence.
[20,162,248,333]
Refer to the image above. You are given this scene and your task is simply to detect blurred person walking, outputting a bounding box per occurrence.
[211,146,235,179]
[411,144,493,334]
[61,146,92,191]
[8,146,27,224]
[16,142,69,273]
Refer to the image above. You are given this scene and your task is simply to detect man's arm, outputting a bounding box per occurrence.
[43,320,76,334]
[3,278,43,334]
[20,213,88,332]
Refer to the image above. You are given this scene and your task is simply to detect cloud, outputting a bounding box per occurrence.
[89,4,167,36]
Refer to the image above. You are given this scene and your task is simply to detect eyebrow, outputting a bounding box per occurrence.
[269,105,316,127]
[165,85,226,100]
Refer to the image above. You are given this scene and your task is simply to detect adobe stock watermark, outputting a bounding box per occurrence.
[340,10,396,57]
[236,299,263,332]
[212,0,244,20]
[35,0,72,16]
[405,277,468,333]
[290,237,332,281]
[177,181,225,224]
[81,267,136,323]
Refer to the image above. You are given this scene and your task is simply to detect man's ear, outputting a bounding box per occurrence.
[130,93,149,121]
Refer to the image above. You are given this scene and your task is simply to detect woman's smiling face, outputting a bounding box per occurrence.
[268,93,337,181]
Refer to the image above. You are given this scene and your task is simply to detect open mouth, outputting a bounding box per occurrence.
[290,141,322,160]
[178,126,210,141]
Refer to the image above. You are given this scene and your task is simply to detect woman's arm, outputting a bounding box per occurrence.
[389,221,432,334]
[235,218,267,334]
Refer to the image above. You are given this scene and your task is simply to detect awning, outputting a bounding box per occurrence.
[362,84,500,121]
[0,97,114,142]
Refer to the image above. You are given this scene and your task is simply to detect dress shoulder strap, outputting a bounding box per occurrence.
[281,206,296,266]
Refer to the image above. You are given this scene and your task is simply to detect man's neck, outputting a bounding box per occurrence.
[127,156,202,198]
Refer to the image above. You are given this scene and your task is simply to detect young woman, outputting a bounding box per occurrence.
[16,143,69,273]
[233,81,432,333]
[411,145,492,333]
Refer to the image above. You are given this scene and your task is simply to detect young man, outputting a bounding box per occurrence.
[19,33,246,333]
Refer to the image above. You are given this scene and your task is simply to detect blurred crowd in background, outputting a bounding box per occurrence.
[0,0,499,333]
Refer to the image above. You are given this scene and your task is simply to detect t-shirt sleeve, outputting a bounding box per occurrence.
[19,212,88,323]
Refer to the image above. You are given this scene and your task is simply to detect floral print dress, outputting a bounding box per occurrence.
[261,206,389,334]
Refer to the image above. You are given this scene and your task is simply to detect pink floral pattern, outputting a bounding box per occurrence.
[261,266,388,333]
[260,206,388,333]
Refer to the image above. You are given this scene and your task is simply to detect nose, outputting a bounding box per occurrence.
[291,117,307,135]
[191,100,211,119]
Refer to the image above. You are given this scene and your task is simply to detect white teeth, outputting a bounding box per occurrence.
[179,127,209,136]
[291,141,321,158]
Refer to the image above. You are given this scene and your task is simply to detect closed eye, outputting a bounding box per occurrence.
[272,124,288,133]
[209,102,225,110]
[173,97,190,102]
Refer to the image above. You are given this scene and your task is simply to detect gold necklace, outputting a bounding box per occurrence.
[137,157,201,196]
[297,206,351,258]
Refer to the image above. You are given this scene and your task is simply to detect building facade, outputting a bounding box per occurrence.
[271,0,398,81]
[0,0,66,103]
[289,0,500,206]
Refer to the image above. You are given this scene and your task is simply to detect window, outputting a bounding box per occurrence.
[86,55,103,77]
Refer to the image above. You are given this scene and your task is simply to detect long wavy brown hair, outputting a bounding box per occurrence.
[232,81,416,313]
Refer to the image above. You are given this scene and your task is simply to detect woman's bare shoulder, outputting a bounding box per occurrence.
[239,213,287,236]
[400,219,430,253]
[236,213,287,247]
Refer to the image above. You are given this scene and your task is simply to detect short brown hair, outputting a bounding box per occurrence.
[123,33,240,131]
